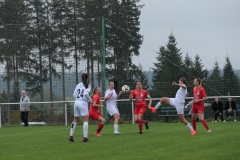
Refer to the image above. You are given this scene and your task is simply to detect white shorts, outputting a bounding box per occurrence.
[74,101,89,117]
[107,106,120,116]
[169,98,184,114]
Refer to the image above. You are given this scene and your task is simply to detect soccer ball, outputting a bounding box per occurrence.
[122,85,130,92]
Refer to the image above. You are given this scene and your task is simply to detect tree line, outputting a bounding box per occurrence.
[0,0,239,105]
[0,0,144,103]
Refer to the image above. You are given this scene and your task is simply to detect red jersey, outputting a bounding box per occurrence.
[193,86,207,107]
[131,89,149,106]
[89,94,101,115]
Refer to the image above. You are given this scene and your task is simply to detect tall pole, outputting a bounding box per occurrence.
[102,17,107,119]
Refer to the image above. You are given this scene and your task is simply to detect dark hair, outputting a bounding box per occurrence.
[195,78,202,85]
[180,77,189,86]
[136,81,142,85]
[82,73,89,88]
[108,81,114,86]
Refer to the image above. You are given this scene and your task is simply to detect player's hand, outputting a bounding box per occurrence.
[130,90,133,93]
[193,100,198,103]
[172,82,177,86]
[100,105,104,108]
[119,91,123,95]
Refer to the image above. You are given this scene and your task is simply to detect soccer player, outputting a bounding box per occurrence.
[104,81,123,135]
[69,73,92,142]
[191,78,211,132]
[89,87,105,136]
[149,77,196,135]
[129,82,151,134]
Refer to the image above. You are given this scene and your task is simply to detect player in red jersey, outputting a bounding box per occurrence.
[129,82,152,134]
[89,87,105,136]
[191,78,211,133]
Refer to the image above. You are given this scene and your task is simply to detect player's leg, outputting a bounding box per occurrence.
[82,115,89,142]
[197,107,211,132]
[113,113,121,134]
[178,114,196,135]
[176,103,195,135]
[95,115,105,136]
[139,106,148,130]
[69,102,80,142]
[137,114,144,134]
[108,106,121,134]
[191,106,198,131]
[149,97,170,114]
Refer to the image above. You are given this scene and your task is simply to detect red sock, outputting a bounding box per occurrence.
[192,120,196,131]
[141,120,146,124]
[201,119,210,130]
[138,120,143,132]
[97,124,104,133]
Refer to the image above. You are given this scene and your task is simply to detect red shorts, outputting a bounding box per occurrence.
[192,105,204,114]
[134,104,146,115]
[89,113,101,121]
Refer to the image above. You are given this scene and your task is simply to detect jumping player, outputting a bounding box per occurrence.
[89,87,105,136]
[148,77,196,135]
[129,82,151,134]
[69,73,91,142]
[104,81,123,135]
[191,78,211,132]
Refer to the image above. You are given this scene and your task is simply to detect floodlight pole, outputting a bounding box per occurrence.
[102,17,107,119]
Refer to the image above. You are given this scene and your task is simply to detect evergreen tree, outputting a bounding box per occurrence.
[151,33,184,97]
[222,55,240,96]
[192,54,208,79]
[182,53,194,81]
[51,0,72,101]
[105,0,142,82]
[207,60,223,96]
[133,64,150,90]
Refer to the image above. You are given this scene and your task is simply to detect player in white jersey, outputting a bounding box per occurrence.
[148,77,196,135]
[104,81,123,134]
[69,73,92,142]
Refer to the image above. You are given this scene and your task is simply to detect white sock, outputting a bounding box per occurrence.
[83,122,88,138]
[155,102,161,110]
[114,124,119,132]
[186,123,194,131]
[70,121,77,136]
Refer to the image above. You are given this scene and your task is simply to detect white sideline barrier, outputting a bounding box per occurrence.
[0,96,239,128]
[21,122,46,125]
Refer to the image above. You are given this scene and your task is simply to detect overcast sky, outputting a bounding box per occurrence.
[133,0,240,71]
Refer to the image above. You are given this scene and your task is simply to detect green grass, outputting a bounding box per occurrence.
[0,122,240,160]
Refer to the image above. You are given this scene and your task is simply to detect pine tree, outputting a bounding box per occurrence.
[133,64,150,90]
[182,53,194,81]
[151,33,184,97]
[192,54,208,79]
[207,60,223,96]
[105,0,142,82]
[222,56,240,96]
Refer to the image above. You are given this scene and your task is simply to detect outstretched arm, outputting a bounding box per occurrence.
[172,82,186,89]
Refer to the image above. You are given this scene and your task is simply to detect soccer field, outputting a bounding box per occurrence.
[0,122,239,160]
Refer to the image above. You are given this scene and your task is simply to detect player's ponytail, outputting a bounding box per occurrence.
[195,78,202,86]
[82,73,89,88]
[180,77,190,86]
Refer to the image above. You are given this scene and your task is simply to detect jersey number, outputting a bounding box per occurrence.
[77,89,84,98]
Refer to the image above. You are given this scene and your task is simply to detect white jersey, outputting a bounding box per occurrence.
[73,82,91,102]
[105,89,117,107]
[175,85,187,104]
